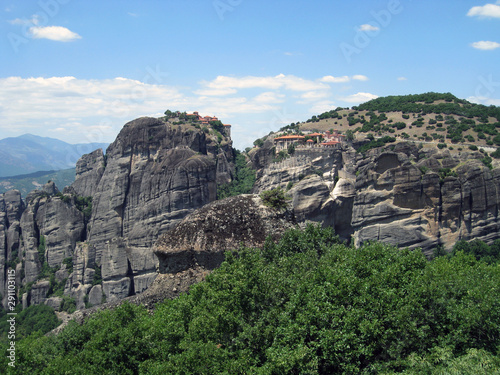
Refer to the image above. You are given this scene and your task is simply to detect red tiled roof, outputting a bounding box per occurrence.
[321,141,339,145]
[307,139,314,143]
[308,133,323,137]
[223,124,231,127]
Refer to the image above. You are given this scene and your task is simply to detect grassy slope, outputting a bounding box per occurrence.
[280,93,500,153]
[300,110,496,147]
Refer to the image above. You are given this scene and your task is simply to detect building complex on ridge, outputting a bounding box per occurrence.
[186,111,231,138]
[273,130,345,153]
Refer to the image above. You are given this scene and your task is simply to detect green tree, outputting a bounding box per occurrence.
[253,138,264,147]
[345,129,354,141]
[453,239,500,264]
[38,235,46,264]
[259,187,288,210]
[210,120,225,134]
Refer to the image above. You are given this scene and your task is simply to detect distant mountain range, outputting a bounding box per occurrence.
[0,134,108,178]
[0,168,76,196]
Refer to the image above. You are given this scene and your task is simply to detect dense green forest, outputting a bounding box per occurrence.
[0,304,60,345]
[3,225,500,374]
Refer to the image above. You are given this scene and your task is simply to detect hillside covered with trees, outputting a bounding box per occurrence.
[274,93,500,153]
[3,226,500,374]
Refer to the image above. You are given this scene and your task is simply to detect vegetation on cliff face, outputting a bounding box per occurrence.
[4,225,500,374]
[217,151,256,199]
[259,187,288,210]
[357,135,396,154]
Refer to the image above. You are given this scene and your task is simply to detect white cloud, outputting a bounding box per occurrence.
[352,75,369,81]
[320,74,369,83]
[320,75,350,83]
[467,95,500,106]
[300,91,331,101]
[202,74,328,92]
[359,24,380,31]
[397,77,407,81]
[309,101,336,114]
[0,74,375,149]
[282,51,302,57]
[196,96,278,116]
[29,26,81,42]
[253,91,286,103]
[9,14,81,42]
[127,12,139,17]
[467,3,500,18]
[194,88,237,96]
[0,76,186,142]
[471,40,500,50]
[9,15,39,26]
[339,92,378,103]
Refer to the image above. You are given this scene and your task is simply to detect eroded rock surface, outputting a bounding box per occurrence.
[1,117,234,309]
[154,194,295,274]
[252,142,500,256]
[351,149,500,256]
[71,148,105,197]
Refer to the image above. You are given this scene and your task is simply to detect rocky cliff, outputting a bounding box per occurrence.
[0,117,234,310]
[251,141,500,257]
[152,194,295,296]
[251,146,359,240]
[4,112,500,314]
[352,146,500,257]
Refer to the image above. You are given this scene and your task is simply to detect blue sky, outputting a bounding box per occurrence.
[1,0,499,150]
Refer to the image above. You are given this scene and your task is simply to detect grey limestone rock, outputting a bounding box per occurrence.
[154,194,295,274]
[251,141,500,256]
[28,280,50,306]
[71,148,105,197]
[88,285,103,306]
[84,118,224,298]
[351,150,500,256]
[3,189,24,224]
[45,297,63,311]
[36,197,85,268]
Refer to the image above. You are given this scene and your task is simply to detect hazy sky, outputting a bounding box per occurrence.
[1,0,499,150]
